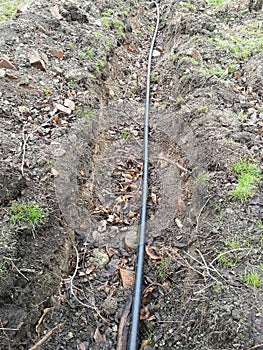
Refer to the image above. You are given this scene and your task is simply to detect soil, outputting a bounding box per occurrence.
[0,0,262,349]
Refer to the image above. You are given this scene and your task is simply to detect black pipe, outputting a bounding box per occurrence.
[127,2,160,349]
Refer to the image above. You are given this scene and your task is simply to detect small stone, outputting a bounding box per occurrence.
[29,50,46,71]
[0,57,17,70]
[50,5,63,20]
[175,218,183,228]
[231,309,240,321]
[0,69,5,78]
[54,103,72,115]
[90,248,109,269]
[18,106,30,115]
[152,50,161,57]
[124,230,138,250]
[17,3,28,13]
[50,48,64,59]
[64,99,75,111]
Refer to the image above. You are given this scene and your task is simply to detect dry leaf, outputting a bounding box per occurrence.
[94,327,106,343]
[145,246,162,260]
[119,268,134,287]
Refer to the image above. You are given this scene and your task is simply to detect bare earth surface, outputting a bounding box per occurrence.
[0,0,262,349]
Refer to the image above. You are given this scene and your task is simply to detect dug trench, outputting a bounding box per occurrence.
[0,0,262,349]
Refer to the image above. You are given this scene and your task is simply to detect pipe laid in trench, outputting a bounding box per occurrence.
[127,2,160,349]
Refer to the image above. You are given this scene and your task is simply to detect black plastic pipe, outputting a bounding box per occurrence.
[127,2,160,349]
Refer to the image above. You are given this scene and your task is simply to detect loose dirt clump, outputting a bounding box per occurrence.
[0,0,262,349]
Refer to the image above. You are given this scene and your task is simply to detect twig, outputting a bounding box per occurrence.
[154,156,189,172]
[5,258,29,282]
[210,248,252,266]
[247,344,263,350]
[0,328,18,331]
[195,196,211,232]
[28,323,62,350]
[20,126,29,177]
[116,294,132,350]
[64,246,108,323]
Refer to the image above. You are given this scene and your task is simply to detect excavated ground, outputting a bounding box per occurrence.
[0,0,262,349]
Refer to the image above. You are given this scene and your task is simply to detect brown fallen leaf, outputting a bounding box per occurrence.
[119,268,135,287]
[0,57,16,70]
[94,327,106,343]
[145,246,162,260]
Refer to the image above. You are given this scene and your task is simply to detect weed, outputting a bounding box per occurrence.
[102,9,114,17]
[225,237,242,249]
[242,270,262,288]
[206,0,226,6]
[10,202,45,228]
[218,254,235,267]
[213,22,263,61]
[228,64,237,73]
[199,105,208,113]
[79,47,93,60]
[93,31,101,39]
[176,95,184,105]
[257,220,263,228]
[94,60,105,75]
[43,88,51,95]
[172,52,179,62]
[76,108,94,117]
[100,15,125,37]
[196,171,209,184]
[122,129,130,141]
[0,0,29,24]
[157,258,171,281]
[209,64,227,78]
[229,159,261,201]
[67,80,76,87]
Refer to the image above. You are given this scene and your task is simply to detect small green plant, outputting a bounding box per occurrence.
[10,202,45,228]
[67,80,76,88]
[230,159,261,201]
[209,64,227,78]
[172,52,179,62]
[43,88,51,95]
[0,0,29,24]
[176,95,184,105]
[102,9,114,17]
[122,129,130,141]
[198,105,208,113]
[218,254,235,267]
[225,237,242,249]
[242,270,262,288]
[157,258,171,281]
[79,47,93,60]
[94,60,105,75]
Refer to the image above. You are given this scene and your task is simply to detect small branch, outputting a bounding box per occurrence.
[28,323,62,350]
[116,294,132,350]
[0,328,19,331]
[64,246,108,323]
[20,126,29,177]
[210,248,252,266]
[5,258,29,282]
[196,196,211,232]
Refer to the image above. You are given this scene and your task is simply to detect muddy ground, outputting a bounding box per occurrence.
[0,0,262,349]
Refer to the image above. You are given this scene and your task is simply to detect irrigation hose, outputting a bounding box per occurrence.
[127,2,160,349]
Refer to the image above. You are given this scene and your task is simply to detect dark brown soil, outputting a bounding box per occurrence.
[0,1,262,349]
